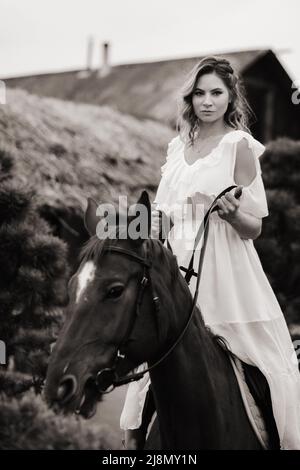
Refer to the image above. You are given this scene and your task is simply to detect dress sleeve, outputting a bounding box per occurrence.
[160,136,180,176]
[153,136,180,217]
[120,364,150,430]
[232,133,269,219]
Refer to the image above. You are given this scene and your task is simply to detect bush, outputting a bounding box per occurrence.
[0,143,118,449]
[0,391,119,450]
[258,137,300,325]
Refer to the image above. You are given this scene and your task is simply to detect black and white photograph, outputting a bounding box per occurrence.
[1,0,300,458]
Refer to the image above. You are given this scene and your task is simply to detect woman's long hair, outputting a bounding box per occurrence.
[177,56,254,145]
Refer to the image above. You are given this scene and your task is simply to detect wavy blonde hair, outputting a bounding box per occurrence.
[177,56,254,145]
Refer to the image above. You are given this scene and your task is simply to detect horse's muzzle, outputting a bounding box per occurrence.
[56,374,78,404]
[95,368,117,394]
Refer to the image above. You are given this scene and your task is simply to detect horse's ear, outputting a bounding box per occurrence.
[138,190,152,237]
[84,197,100,236]
[127,190,152,246]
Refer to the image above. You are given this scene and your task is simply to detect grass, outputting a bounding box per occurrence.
[0,88,175,217]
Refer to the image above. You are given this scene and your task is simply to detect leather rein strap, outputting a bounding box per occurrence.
[179,185,242,284]
[95,185,241,393]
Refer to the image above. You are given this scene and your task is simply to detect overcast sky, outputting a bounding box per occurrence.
[1,0,299,82]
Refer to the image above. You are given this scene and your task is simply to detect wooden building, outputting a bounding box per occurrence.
[4,49,300,142]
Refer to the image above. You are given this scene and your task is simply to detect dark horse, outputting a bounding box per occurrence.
[45,191,279,450]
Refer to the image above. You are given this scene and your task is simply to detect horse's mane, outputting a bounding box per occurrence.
[152,240,233,358]
[79,225,128,264]
[206,326,233,357]
[79,227,179,282]
[79,235,106,264]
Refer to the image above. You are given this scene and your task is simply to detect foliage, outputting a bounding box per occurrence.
[0,391,118,450]
[0,144,118,449]
[256,137,300,325]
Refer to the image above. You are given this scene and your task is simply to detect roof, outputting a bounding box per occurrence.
[4,49,277,124]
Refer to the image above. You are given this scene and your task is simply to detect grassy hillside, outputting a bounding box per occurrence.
[0,88,175,217]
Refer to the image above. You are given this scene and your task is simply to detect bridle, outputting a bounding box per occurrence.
[95,185,241,393]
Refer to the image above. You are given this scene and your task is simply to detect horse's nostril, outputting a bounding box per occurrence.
[57,374,78,404]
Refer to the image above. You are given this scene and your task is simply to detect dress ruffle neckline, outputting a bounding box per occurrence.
[155,130,268,220]
[182,130,237,168]
[160,131,239,208]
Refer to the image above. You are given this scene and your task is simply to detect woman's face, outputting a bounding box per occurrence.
[192,72,231,124]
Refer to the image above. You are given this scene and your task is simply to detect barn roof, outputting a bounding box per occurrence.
[4,49,290,125]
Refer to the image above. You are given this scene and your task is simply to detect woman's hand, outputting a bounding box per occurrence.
[215,185,262,239]
[216,186,243,222]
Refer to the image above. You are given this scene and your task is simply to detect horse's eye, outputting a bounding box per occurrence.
[106,285,124,299]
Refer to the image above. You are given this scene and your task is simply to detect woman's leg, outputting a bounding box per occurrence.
[123,386,156,449]
[209,317,300,449]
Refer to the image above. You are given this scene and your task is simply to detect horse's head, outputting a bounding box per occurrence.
[45,191,187,418]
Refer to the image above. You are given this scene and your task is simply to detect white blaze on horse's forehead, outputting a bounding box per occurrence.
[75,261,96,304]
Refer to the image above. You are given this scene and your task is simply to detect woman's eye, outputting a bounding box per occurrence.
[106,286,124,299]
[212,91,222,95]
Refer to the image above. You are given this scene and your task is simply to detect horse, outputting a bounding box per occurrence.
[45,191,279,450]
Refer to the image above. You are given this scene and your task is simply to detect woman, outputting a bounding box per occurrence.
[120,56,300,449]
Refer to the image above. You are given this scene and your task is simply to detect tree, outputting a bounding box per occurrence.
[0,143,68,395]
[256,137,300,326]
[0,144,118,449]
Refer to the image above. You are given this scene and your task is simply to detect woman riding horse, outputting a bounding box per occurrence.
[120,56,300,450]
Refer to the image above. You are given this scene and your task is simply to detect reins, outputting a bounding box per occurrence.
[95,185,242,393]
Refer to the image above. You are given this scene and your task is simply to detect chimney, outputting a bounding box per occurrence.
[77,36,94,78]
[98,41,111,77]
[86,36,94,71]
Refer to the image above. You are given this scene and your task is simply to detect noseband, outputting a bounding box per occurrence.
[95,185,241,393]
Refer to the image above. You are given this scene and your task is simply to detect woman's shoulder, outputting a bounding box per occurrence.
[223,129,265,158]
[223,129,255,142]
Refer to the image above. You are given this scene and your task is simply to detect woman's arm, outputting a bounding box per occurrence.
[216,139,262,240]
[225,208,262,240]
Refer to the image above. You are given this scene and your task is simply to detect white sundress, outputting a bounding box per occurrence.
[120,129,300,450]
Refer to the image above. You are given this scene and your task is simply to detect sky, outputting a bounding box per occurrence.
[0,0,300,82]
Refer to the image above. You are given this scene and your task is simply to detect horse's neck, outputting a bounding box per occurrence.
[163,275,225,387]
[150,302,231,448]
[148,272,259,449]
[151,312,226,400]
